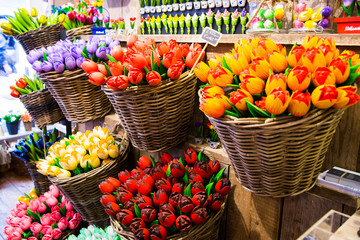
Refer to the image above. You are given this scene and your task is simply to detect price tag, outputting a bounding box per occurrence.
[200,27,222,47]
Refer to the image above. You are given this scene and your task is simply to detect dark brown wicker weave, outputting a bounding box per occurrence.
[66,25,93,41]
[14,24,62,54]
[38,68,112,123]
[102,71,197,152]
[19,88,65,129]
[199,90,345,197]
[24,161,52,195]
[48,136,130,224]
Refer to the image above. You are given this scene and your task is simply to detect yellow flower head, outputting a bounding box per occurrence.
[108,144,120,159]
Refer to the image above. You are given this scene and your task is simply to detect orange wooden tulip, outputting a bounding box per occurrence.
[340,50,359,65]
[265,87,290,115]
[277,44,286,57]
[239,74,265,95]
[213,94,231,110]
[157,42,170,57]
[202,86,225,97]
[235,45,252,63]
[200,97,225,118]
[208,67,233,87]
[311,67,336,87]
[333,86,360,109]
[185,50,205,68]
[229,89,253,113]
[249,57,273,80]
[288,91,311,117]
[265,73,287,95]
[302,35,319,49]
[194,62,210,83]
[318,44,334,66]
[111,45,124,63]
[208,56,222,69]
[302,47,327,72]
[288,46,305,68]
[224,53,248,76]
[287,66,311,91]
[311,85,338,109]
[109,62,123,76]
[255,97,266,111]
[329,58,350,84]
[268,51,288,73]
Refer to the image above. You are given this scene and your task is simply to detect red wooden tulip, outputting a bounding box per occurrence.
[138,156,152,170]
[158,209,175,228]
[105,202,121,218]
[155,178,172,195]
[195,162,213,179]
[149,225,167,240]
[184,148,198,166]
[160,152,172,165]
[100,194,117,207]
[175,215,192,232]
[129,53,147,69]
[116,190,133,204]
[172,182,184,194]
[180,43,190,57]
[153,189,168,207]
[192,191,209,208]
[125,178,138,194]
[146,71,162,86]
[162,52,178,69]
[116,209,134,226]
[208,193,223,211]
[130,218,146,233]
[135,195,153,209]
[128,68,144,85]
[170,160,185,178]
[137,180,153,196]
[190,206,207,225]
[191,182,204,196]
[215,178,231,196]
[109,62,123,76]
[185,50,205,68]
[81,59,98,73]
[178,195,194,213]
[159,203,175,214]
[127,34,138,48]
[134,228,150,240]
[107,177,121,188]
[169,192,182,208]
[110,45,124,62]
[188,171,204,185]
[98,64,108,76]
[88,72,105,86]
[99,180,115,194]
[167,62,185,80]
[209,160,220,174]
[118,170,131,183]
[143,174,155,187]
[157,42,170,57]
[141,206,157,223]
[124,199,135,213]
[151,166,167,181]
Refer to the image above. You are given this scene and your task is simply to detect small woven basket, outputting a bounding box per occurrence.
[66,25,93,41]
[24,161,52,195]
[14,24,62,54]
[110,200,226,240]
[47,136,130,224]
[102,71,197,152]
[38,68,112,123]
[19,88,65,129]
[199,90,345,197]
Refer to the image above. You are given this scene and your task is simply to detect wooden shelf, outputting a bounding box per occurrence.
[82,33,360,46]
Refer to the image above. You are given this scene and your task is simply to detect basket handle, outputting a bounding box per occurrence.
[111,122,128,147]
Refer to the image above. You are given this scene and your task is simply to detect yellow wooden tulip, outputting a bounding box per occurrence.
[200,96,225,118]
[194,62,211,82]
[265,73,287,95]
[229,89,253,113]
[268,51,288,73]
[249,57,273,80]
[288,91,311,117]
[311,85,338,109]
[287,66,311,91]
[302,47,327,72]
[311,67,336,87]
[334,86,360,109]
[240,74,265,95]
[265,87,290,115]
[329,58,350,84]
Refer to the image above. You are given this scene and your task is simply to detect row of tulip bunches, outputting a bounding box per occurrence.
[1,8,65,36]
[195,35,360,119]
[99,149,230,240]
[81,34,204,89]
[4,185,82,240]
[36,127,121,178]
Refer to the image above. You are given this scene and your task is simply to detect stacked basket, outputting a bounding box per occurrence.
[66,25,93,41]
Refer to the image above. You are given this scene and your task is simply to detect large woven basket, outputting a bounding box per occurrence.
[14,24,62,54]
[66,25,93,41]
[47,136,130,224]
[19,88,65,129]
[110,200,226,240]
[200,90,345,197]
[38,68,112,123]
[102,71,197,152]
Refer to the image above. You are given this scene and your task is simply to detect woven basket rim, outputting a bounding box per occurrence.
[19,88,49,100]
[39,67,84,77]
[15,23,62,40]
[66,25,92,32]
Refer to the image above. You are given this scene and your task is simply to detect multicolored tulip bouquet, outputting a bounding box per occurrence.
[4,185,82,240]
[36,127,121,178]
[27,36,120,74]
[99,148,230,240]
[195,35,360,119]
[9,75,44,98]
[81,34,204,89]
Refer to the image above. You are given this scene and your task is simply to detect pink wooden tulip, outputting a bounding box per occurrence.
[58,217,68,231]
[51,229,62,240]
[41,226,52,235]
[40,213,52,226]
[28,199,39,212]
[16,202,28,211]
[19,216,32,230]
[50,211,62,222]
[45,196,58,208]
[49,185,60,198]
[30,222,43,236]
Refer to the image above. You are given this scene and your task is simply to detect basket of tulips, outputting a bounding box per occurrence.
[195,35,360,197]
[36,126,130,224]
[99,149,230,240]
[29,36,115,123]
[1,8,63,54]
[4,185,83,240]
[82,34,205,152]
[10,75,65,129]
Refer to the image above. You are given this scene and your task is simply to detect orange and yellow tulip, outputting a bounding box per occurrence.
[302,35,320,49]
[194,62,210,83]
[200,97,225,118]
[268,51,288,73]
[18,196,30,205]
[235,45,252,63]
[329,58,350,84]
[265,73,287,95]
[333,86,360,109]
[213,94,231,110]
[316,37,336,52]
[302,47,327,72]
[288,91,311,117]
[257,39,279,54]
[202,86,225,97]
[229,89,253,113]
[255,97,267,111]
[340,50,359,65]
[265,87,290,115]
[311,67,336,87]
[287,66,311,91]
[208,67,234,87]
[249,57,273,80]
[277,44,286,57]
[288,46,305,68]
[224,53,249,76]
[318,44,334,65]
[208,56,222,69]
[239,74,265,95]
[311,85,338,109]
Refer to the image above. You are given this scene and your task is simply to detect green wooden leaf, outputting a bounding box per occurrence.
[106,54,118,63]
[103,62,112,77]
[197,152,202,162]
[200,84,211,88]
[214,168,226,183]
[222,57,232,74]
[205,182,214,196]
[226,99,243,117]
[182,168,189,184]
[151,220,159,226]
[184,183,192,197]
[166,164,171,177]
[134,203,141,218]
[150,156,156,167]
[245,99,270,118]
[227,84,240,90]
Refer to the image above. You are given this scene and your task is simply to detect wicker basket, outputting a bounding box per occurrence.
[102,71,197,152]
[110,200,226,240]
[38,68,112,123]
[200,90,345,197]
[47,136,130,224]
[24,161,52,195]
[66,25,93,41]
[19,88,65,129]
[14,24,62,54]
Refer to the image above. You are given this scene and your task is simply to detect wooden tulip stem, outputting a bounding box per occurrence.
[189,42,208,76]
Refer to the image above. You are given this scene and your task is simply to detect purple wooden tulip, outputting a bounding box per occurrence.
[32,61,43,72]
[319,19,329,28]
[87,41,97,54]
[27,52,37,64]
[343,0,354,7]
[96,46,107,60]
[41,61,53,72]
[99,40,106,46]
[65,56,76,70]
[70,47,81,58]
[54,61,65,73]
[62,50,72,59]
[76,57,85,68]
[320,6,332,18]
[51,53,64,63]
[109,40,120,49]
[105,36,112,46]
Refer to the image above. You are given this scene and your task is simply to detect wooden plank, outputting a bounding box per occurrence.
[280,193,343,240]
